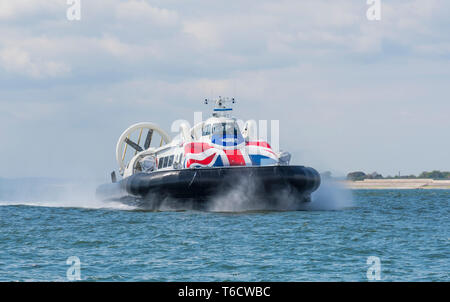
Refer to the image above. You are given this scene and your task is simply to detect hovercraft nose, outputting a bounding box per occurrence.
[211,134,245,147]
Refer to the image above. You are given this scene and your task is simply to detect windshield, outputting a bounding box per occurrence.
[211,122,240,136]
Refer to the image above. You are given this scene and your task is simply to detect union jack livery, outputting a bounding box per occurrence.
[97,97,321,209]
[184,141,278,168]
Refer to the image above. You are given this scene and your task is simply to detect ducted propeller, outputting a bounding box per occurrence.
[116,122,172,175]
[124,137,144,153]
[144,129,154,150]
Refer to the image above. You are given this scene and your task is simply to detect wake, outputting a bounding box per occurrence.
[208,178,353,212]
[0,179,135,210]
[0,178,352,212]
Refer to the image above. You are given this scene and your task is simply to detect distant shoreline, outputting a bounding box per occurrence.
[342,179,450,189]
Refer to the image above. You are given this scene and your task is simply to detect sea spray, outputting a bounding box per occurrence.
[133,178,353,212]
[208,177,353,212]
[305,179,354,210]
[0,177,352,212]
[208,176,307,212]
[0,178,135,210]
[207,175,262,212]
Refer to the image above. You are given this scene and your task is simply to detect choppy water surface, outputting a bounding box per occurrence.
[0,188,448,281]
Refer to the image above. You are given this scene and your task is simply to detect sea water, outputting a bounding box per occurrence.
[0,185,448,281]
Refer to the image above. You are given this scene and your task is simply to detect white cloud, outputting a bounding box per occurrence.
[0,0,63,20]
[182,21,221,48]
[0,0,450,177]
[115,0,178,26]
[261,0,361,28]
[0,47,70,78]
[0,100,63,121]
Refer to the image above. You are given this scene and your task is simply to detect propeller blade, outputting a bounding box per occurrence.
[144,129,154,149]
[124,138,143,153]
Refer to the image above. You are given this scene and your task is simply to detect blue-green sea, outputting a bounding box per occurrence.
[0,185,448,281]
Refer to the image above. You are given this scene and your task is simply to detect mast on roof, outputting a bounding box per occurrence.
[204,96,236,117]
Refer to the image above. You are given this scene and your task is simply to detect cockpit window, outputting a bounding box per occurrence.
[212,122,240,136]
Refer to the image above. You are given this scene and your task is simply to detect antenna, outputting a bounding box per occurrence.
[204,97,236,117]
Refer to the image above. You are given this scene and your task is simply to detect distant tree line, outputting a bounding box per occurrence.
[417,170,450,179]
[346,170,450,181]
[346,171,382,181]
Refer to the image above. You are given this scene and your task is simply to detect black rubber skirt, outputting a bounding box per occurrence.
[96,165,321,210]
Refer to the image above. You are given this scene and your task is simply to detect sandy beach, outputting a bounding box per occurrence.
[343,179,450,189]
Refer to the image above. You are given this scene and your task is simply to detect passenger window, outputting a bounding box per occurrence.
[162,156,167,168]
[168,155,174,166]
[202,124,211,136]
[158,157,163,169]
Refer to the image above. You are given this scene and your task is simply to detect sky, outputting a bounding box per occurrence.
[0,0,449,181]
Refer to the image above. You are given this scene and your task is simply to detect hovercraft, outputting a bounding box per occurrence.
[96,97,321,210]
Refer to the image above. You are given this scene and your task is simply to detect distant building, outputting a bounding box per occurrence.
[347,171,367,181]
[367,172,383,179]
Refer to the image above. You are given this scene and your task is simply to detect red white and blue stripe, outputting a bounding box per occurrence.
[184,140,278,168]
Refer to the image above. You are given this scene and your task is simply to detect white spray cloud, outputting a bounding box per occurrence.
[208,177,353,212]
[0,179,135,210]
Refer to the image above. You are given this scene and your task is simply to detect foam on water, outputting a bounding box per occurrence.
[0,199,135,211]
[0,180,136,211]
[0,177,352,212]
[208,178,353,212]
